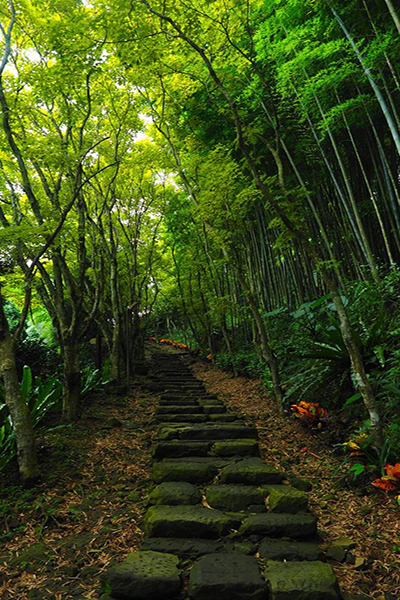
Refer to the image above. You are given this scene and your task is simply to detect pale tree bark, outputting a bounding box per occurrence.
[0,288,39,484]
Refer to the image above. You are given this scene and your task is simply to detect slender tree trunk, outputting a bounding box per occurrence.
[0,295,39,484]
[62,336,80,421]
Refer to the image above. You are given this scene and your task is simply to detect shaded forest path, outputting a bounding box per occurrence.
[102,348,340,600]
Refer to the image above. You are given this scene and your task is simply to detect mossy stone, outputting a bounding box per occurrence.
[267,487,309,513]
[103,550,181,600]
[220,458,284,485]
[148,482,201,506]
[239,513,317,539]
[212,440,259,457]
[152,460,218,483]
[143,505,241,538]
[152,441,212,459]
[189,553,267,600]
[259,539,324,561]
[263,560,339,599]
[205,484,265,512]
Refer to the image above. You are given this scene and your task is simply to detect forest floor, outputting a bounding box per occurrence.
[0,385,158,600]
[0,350,398,599]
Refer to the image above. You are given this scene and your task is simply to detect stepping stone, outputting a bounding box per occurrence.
[157,424,258,441]
[220,458,284,485]
[203,405,226,414]
[259,539,324,561]
[263,560,340,599]
[205,484,265,512]
[144,506,241,538]
[156,414,207,423]
[159,398,199,405]
[152,460,218,483]
[102,550,181,600]
[266,486,309,513]
[209,414,239,423]
[141,538,223,558]
[156,406,204,415]
[152,441,213,459]
[189,553,266,600]
[239,513,317,538]
[198,398,224,406]
[212,440,259,457]
[148,482,201,505]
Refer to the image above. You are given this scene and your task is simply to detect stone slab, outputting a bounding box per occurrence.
[140,538,223,558]
[259,539,324,561]
[152,460,218,483]
[160,424,258,441]
[152,441,213,459]
[263,560,339,599]
[156,406,204,415]
[267,487,309,513]
[102,550,181,600]
[148,482,201,506]
[239,513,317,538]
[209,414,239,423]
[205,485,265,512]
[144,506,241,539]
[212,440,259,457]
[189,553,266,600]
[156,414,207,423]
[220,458,284,485]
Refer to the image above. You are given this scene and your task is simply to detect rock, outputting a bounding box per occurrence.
[156,414,207,423]
[264,560,340,599]
[211,440,259,457]
[266,487,309,513]
[152,441,212,459]
[287,475,313,492]
[143,505,241,538]
[259,539,324,561]
[203,405,226,414]
[205,484,264,512]
[325,545,346,562]
[220,458,284,485]
[152,460,218,484]
[156,406,204,415]
[140,538,222,558]
[157,424,257,441]
[102,550,181,600]
[239,513,317,539]
[189,553,267,600]
[148,482,202,506]
[209,414,240,423]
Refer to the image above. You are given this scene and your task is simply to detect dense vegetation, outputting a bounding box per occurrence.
[0,0,399,493]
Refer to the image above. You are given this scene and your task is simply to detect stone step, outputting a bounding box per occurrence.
[205,484,266,512]
[263,560,340,600]
[157,424,258,441]
[258,538,324,561]
[159,397,199,405]
[208,414,239,423]
[239,513,317,539]
[152,441,213,459]
[202,405,226,414]
[144,505,241,538]
[220,458,285,485]
[148,482,201,506]
[211,440,259,457]
[152,459,219,483]
[140,537,223,559]
[102,550,181,600]
[155,414,208,423]
[188,553,266,600]
[156,406,204,415]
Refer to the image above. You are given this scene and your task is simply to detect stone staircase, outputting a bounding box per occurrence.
[101,351,341,600]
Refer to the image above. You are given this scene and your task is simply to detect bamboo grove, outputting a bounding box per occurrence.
[0,0,399,483]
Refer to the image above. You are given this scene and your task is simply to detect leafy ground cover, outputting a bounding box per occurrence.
[0,386,157,600]
[191,360,400,599]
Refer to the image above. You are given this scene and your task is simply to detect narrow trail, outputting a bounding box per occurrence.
[102,348,340,600]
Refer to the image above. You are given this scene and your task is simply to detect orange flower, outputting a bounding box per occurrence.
[371,478,397,492]
[385,463,400,480]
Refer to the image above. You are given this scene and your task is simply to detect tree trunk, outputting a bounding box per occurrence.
[62,337,80,421]
[0,298,39,484]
